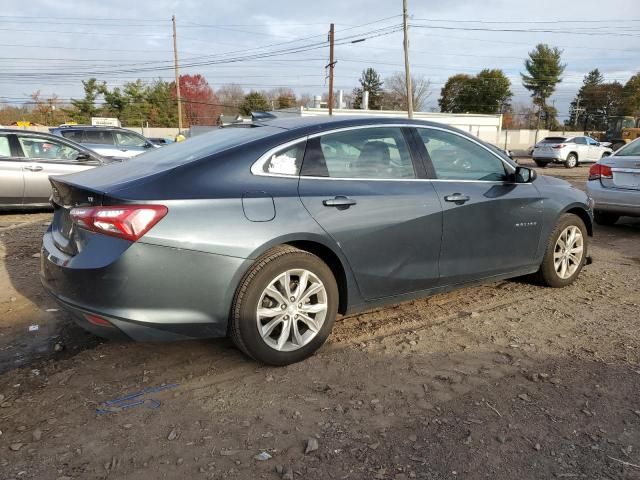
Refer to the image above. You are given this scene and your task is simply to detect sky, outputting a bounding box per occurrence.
[1,0,639,122]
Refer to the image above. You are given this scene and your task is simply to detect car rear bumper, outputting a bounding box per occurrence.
[41,228,251,341]
[586,180,640,216]
[533,151,565,161]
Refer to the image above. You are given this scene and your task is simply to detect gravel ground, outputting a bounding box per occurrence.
[0,162,639,480]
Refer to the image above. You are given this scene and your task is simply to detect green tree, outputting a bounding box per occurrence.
[438,70,512,114]
[352,68,384,110]
[521,44,566,128]
[69,78,104,123]
[567,69,603,128]
[622,73,640,117]
[439,74,473,113]
[240,91,270,115]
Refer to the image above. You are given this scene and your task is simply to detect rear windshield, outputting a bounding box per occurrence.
[540,137,567,144]
[615,139,640,157]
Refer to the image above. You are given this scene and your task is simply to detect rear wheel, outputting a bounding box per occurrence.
[564,153,578,168]
[230,246,338,365]
[534,160,548,168]
[594,210,619,226]
[536,214,587,287]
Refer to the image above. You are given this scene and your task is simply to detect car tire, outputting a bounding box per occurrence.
[230,245,338,366]
[564,153,578,168]
[601,152,611,159]
[594,210,620,226]
[612,142,625,151]
[534,160,548,168]
[536,213,588,288]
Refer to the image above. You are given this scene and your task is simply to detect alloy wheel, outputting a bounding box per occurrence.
[553,226,584,279]
[256,269,328,352]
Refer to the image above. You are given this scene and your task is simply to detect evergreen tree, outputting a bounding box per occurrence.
[352,68,384,110]
[240,91,270,115]
[521,44,565,129]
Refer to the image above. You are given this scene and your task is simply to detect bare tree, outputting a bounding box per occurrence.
[383,72,431,111]
[216,84,245,115]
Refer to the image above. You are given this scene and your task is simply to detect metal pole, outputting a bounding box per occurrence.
[328,24,335,116]
[172,15,183,131]
[402,0,413,118]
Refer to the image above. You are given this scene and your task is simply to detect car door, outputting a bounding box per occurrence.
[413,126,543,285]
[0,133,24,206]
[585,136,602,162]
[15,134,101,205]
[572,137,590,162]
[297,125,442,300]
[114,130,154,157]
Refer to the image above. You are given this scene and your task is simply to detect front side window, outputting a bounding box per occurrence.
[303,127,415,179]
[115,131,148,147]
[586,137,599,145]
[18,136,82,161]
[260,142,306,175]
[417,128,507,181]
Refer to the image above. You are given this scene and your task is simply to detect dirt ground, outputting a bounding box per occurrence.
[1,160,639,480]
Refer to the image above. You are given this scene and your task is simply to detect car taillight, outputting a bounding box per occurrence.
[552,144,566,149]
[588,164,613,181]
[70,205,168,241]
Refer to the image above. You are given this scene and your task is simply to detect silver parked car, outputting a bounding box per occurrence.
[586,137,640,225]
[0,129,116,208]
[50,125,158,159]
[532,136,612,168]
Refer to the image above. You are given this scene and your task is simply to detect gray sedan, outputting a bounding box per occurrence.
[0,129,115,208]
[587,137,640,225]
[41,117,593,365]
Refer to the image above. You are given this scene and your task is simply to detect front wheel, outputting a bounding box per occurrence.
[536,214,588,288]
[564,153,578,168]
[230,246,338,365]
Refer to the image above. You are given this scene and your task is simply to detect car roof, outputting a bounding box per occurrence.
[51,125,127,130]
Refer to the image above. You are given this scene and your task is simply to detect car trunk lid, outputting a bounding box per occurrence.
[599,155,640,190]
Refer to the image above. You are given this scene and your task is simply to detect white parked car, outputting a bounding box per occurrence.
[532,136,612,168]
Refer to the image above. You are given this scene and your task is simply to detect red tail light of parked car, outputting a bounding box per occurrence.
[588,164,613,181]
[70,205,168,241]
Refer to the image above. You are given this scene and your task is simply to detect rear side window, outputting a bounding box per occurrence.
[0,135,10,157]
[83,130,115,145]
[616,139,640,156]
[573,137,587,145]
[261,142,306,175]
[302,127,415,179]
[417,128,507,181]
[60,130,83,142]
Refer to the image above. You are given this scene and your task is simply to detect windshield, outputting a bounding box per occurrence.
[615,139,640,157]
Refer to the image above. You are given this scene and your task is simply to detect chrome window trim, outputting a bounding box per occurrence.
[250,123,523,184]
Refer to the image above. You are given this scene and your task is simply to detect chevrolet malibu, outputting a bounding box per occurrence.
[41,117,593,365]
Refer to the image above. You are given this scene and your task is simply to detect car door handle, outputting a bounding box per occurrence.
[444,193,470,204]
[322,196,357,208]
[23,165,43,172]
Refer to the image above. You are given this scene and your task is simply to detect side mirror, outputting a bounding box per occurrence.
[515,166,537,183]
[144,143,154,149]
[75,152,92,161]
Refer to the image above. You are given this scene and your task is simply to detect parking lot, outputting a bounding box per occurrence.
[1,160,639,480]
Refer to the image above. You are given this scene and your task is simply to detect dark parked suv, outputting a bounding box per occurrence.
[50,125,157,159]
[41,116,594,365]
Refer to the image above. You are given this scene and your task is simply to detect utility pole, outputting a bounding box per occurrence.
[402,0,413,118]
[172,14,183,132]
[328,23,335,115]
